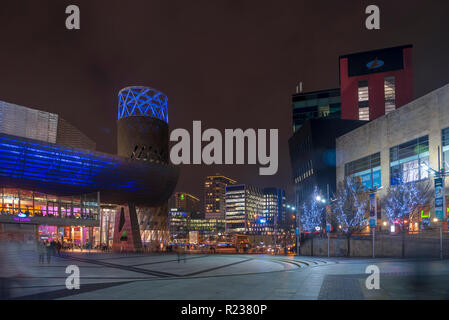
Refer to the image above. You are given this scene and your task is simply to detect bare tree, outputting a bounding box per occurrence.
[331,177,369,257]
[300,186,325,256]
[382,177,432,257]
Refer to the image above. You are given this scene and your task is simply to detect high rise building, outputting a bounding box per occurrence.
[263,188,286,233]
[339,44,413,122]
[204,174,236,219]
[173,192,201,218]
[289,118,365,209]
[225,184,264,234]
[292,88,341,132]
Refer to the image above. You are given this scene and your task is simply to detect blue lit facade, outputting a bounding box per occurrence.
[0,133,178,205]
[118,86,168,123]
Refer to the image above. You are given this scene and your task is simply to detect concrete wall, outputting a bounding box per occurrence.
[336,83,449,219]
[300,233,449,258]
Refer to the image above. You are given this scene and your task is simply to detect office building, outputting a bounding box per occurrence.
[336,83,449,225]
[172,192,201,218]
[225,184,265,234]
[292,88,341,132]
[289,118,365,208]
[204,174,236,219]
[263,187,286,233]
[339,45,413,121]
[168,208,225,240]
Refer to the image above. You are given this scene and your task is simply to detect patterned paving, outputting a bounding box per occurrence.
[3,251,449,300]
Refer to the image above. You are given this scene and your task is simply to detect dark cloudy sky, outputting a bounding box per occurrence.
[0,0,448,202]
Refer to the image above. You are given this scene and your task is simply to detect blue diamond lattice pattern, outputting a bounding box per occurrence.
[118,87,168,123]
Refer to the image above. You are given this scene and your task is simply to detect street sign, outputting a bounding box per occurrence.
[369,217,376,227]
[295,227,299,235]
[435,177,445,219]
[326,223,331,232]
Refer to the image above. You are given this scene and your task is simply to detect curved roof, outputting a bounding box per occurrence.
[0,133,178,206]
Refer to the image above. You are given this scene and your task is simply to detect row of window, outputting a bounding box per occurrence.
[344,131,448,187]
[357,76,396,121]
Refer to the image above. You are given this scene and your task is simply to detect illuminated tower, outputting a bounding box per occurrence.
[113,86,173,252]
[117,86,169,163]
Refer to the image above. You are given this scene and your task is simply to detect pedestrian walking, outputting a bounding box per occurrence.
[37,241,45,264]
[56,241,62,256]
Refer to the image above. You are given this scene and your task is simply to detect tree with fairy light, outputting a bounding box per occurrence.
[382,175,431,257]
[331,176,369,257]
[300,186,325,256]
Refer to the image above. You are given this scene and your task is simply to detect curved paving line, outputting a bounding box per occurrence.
[12,281,134,300]
[272,258,309,268]
[61,254,178,278]
[132,254,209,266]
[183,258,254,276]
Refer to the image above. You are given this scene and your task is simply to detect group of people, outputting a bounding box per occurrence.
[36,240,62,264]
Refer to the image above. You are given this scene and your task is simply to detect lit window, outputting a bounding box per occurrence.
[384,76,396,115]
[358,80,369,121]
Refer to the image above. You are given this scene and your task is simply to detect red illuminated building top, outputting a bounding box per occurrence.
[339,45,413,121]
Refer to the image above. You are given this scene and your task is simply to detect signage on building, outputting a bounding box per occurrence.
[344,46,407,77]
[369,192,377,226]
[435,177,445,219]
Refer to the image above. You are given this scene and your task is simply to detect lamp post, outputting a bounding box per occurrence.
[315,192,329,256]
[288,204,299,256]
[368,186,382,259]
[422,146,446,260]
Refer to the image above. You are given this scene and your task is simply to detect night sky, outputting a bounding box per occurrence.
[0,1,448,203]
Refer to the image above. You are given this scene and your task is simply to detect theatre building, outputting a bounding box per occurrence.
[0,87,178,251]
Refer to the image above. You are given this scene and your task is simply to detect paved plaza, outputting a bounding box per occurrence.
[4,250,449,300]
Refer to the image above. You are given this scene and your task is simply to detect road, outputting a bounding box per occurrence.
[5,251,449,299]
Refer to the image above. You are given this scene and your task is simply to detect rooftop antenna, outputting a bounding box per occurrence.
[296,82,303,94]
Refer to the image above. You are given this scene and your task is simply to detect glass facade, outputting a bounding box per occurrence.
[263,188,286,234]
[0,187,99,219]
[442,127,449,170]
[292,88,341,132]
[169,208,225,239]
[345,153,381,189]
[390,136,429,185]
[225,185,264,234]
[225,185,246,233]
[384,76,396,115]
[358,80,369,121]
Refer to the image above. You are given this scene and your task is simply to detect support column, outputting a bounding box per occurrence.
[112,202,143,252]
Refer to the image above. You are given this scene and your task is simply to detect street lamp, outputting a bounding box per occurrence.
[421,146,447,260]
[368,185,383,259]
[285,204,299,256]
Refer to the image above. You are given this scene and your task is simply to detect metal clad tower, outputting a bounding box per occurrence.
[114,86,173,252]
[117,86,169,163]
